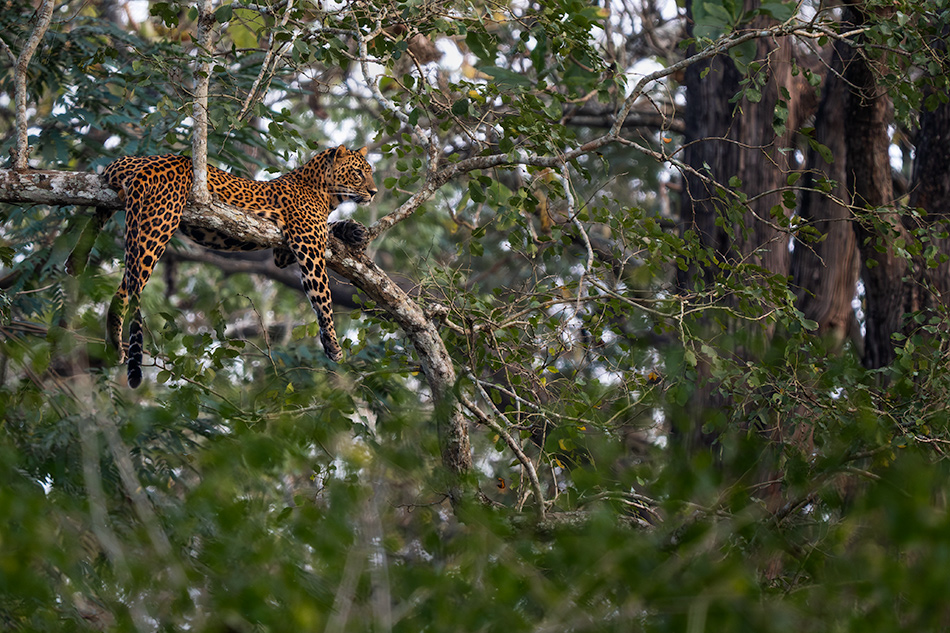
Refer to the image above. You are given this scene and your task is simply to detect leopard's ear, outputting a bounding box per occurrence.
[357,146,368,157]
[331,145,345,159]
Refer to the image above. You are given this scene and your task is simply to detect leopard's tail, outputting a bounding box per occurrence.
[66,159,141,276]
[127,308,144,388]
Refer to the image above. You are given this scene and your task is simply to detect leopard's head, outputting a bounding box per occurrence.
[328,145,377,204]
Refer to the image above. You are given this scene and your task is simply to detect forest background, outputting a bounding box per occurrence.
[2,0,950,630]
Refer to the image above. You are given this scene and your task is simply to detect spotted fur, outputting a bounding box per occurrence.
[81,146,376,388]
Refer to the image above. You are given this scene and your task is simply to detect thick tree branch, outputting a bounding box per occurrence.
[326,240,474,492]
[0,168,118,206]
[0,168,285,243]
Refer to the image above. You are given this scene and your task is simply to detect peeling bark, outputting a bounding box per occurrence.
[0,169,119,207]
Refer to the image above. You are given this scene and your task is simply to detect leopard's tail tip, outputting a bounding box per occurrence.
[128,360,142,389]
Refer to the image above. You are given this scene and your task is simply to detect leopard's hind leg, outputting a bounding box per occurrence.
[109,171,189,387]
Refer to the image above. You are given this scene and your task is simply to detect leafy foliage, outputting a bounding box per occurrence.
[2,0,950,631]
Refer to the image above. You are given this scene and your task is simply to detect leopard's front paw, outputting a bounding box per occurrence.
[330,220,368,250]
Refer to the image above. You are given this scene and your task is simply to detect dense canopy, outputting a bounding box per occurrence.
[2,0,950,631]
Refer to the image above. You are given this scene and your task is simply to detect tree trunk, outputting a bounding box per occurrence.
[908,89,950,304]
[841,5,914,369]
[790,43,860,352]
[675,0,795,446]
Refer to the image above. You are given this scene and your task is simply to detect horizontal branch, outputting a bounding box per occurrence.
[0,168,120,207]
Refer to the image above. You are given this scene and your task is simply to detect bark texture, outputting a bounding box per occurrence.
[191,0,218,205]
[908,90,950,305]
[678,10,794,291]
[676,0,796,445]
[841,6,912,369]
[791,43,860,351]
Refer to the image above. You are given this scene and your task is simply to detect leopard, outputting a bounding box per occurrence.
[74,145,377,388]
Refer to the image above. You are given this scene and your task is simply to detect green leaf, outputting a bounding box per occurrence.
[693,0,738,40]
[469,179,486,203]
[807,137,835,164]
[759,1,797,22]
[478,66,534,90]
[451,97,470,117]
[728,39,758,74]
[684,348,697,368]
[214,4,233,23]
[465,31,497,63]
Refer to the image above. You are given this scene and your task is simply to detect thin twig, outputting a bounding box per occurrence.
[237,0,294,121]
[460,388,546,516]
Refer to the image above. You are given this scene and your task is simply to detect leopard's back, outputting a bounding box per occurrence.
[104,154,192,197]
